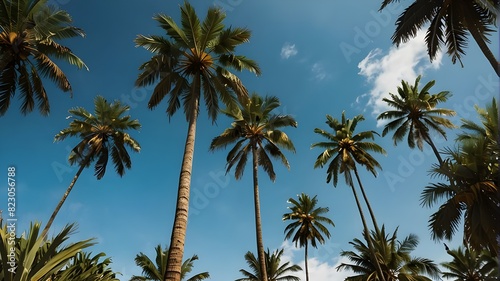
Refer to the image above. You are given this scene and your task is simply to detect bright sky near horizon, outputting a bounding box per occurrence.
[1,1,499,280]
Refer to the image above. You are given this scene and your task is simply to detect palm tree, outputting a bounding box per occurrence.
[282,193,334,281]
[457,97,499,172]
[0,0,88,116]
[0,222,95,281]
[41,95,141,238]
[311,111,386,281]
[130,244,209,281]
[377,75,456,165]
[421,99,499,257]
[337,226,441,281]
[210,93,297,281]
[378,0,500,76]
[53,252,120,281]
[441,245,498,281]
[134,3,260,280]
[236,248,302,281]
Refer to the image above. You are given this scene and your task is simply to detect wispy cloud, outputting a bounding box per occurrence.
[280,240,353,281]
[281,43,330,82]
[281,42,298,59]
[311,62,329,81]
[357,30,442,125]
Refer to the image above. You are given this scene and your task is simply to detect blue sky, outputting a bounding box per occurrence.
[1,0,499,280]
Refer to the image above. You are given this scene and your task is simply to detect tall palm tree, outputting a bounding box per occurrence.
[311,111,387,281]
[134,3,260,280]
[421,99,499,257]
[41,95,141,238]
[236,248,302,281]
[377,75,456,165]
[337,226,441,281]
[130,244,209,281]
[379,0,499,76]
[441,245,498,281]
[0,222,95,281]
[282,193,334,281]
[0,0,88,116]
[210,93,297,281]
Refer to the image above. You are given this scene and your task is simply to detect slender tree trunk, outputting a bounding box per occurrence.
[424,135,443,166]
[41,157,89,239]
[251,144,268,281]
[165,80,200,281]
[353,167,381,235]
[304,242,309,281]
[467,23,500,77]
[348,173,386,281]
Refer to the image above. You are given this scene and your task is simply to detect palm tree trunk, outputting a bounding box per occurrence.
[41,156,89,239]
[251,144,268,281]
[424,135,443,165]
[304,242,309,281]
[353,167,381,235]
[165,80,200,281]
[467,23,500,77]
[348,172,386,281]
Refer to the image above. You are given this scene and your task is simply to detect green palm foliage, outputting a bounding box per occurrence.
[0,222,95,281]
[312,111,386,281]
[379,0,499,76]
[41,95,141,238]
[0,0,87,116]
[236,248,302,281]
[337,226,441,281]
[52,252,120,281]
[377,75,456,165]
[210,94,297,180]
[421,98,499,257]
[135,3,260,279]
[211,93,297,281]
[457,97,499,173]
[130,244,209,281]
[441,245,498,281]
[312,112,386,232]
[283,193,334,281]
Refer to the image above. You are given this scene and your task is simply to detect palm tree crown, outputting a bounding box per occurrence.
[283,193,334,249]
[135,1,261,120]
[210,93,297,181]
[0,0,88,116]
[441,245,498,281]
[283,193,334,281]
[337,226,441,281]
[55,95,141,179]
[377,75,456,165]
[312,111,386,188]
[130,245,209,281]
[379,0,499,76]
[236,248,302,281]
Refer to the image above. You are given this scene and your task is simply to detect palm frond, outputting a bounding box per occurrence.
[0,61,17,115]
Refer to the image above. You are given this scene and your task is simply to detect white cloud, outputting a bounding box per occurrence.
[311,62,329,81]
[280,240,353,281]
[357,30,443,126]
[281,42,298,59]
